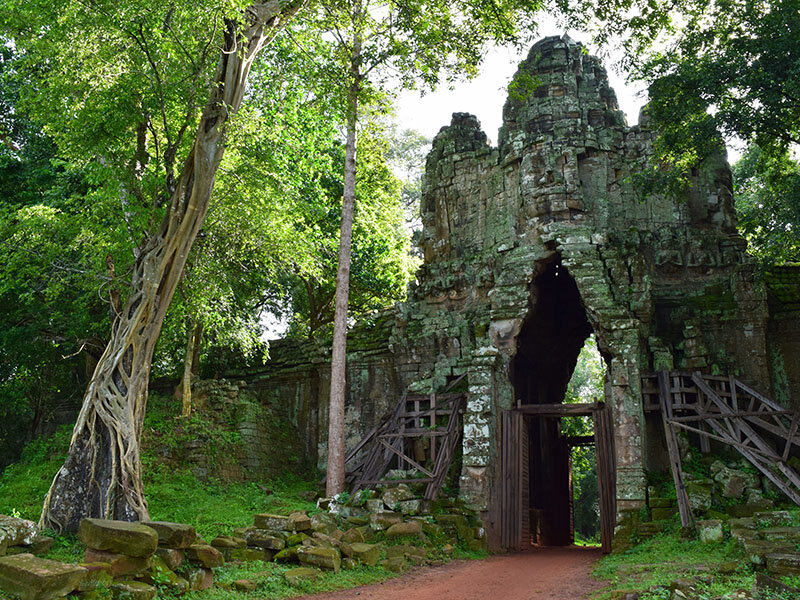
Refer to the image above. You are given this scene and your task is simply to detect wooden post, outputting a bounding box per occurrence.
[658,371,695,530]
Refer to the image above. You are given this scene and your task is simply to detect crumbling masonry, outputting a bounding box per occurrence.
[236,36,800,550]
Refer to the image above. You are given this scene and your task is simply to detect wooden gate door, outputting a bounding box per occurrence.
[593,403,616,554]
[502,410,530,550]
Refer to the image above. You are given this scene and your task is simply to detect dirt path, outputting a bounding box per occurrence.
[299,546,604,600]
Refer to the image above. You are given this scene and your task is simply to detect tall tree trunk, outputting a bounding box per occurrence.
[181,320,203,417]
[325,27,361,498]
[39,1,300,533]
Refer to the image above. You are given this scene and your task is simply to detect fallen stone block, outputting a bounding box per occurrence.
[297,546,340,572]
[232,578,258,591]
[140,521,196,549]
[341,528,366,544]
[273,547,298,563]
[210,536,246,549]
[697,520,723,543]
[434,514,474,541]
[245,530,285,551]
[761,527,800,543]
[381,556,405,572]
[78,519,157,558]
[285,533,309,546]
[289,513,312,532]
[284,567,322,587]
[230,548,274,562]
[766,553,800,577]
[253,514,293,532]
[110,580,156,600]
[310,514,338,535]
[365,499,384,514]
[742,539,793,566]
[185,544,224,568]
[370,512,403,531]
[155,548,184,571]
[83,549,150,578]
[395,500,422,515]
[184,567,214,591]
[76,563,112,592]
[341,543,381,566]
[0,516,38,548]
[382,485,415,510]
[0,553,86,600]
[386,521,422,539]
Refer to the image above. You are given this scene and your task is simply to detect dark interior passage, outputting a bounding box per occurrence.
[511,257,594,547]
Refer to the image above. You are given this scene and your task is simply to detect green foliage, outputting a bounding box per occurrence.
[732,144,800,265]
[594,531,750,598]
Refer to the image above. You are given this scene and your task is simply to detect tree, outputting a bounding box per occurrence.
[308,0,544,496]
[2,0,301,531]
[559,0,800,169]
[732,144,800,265]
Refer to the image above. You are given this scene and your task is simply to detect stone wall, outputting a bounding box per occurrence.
[225,36,798,550]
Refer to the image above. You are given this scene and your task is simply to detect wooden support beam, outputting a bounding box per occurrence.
[658,371,695,530]
[513,403,598,416]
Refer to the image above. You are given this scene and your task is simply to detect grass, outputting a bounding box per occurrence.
[593,530,751,599]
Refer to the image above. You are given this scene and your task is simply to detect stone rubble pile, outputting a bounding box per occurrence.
[0,486,485,598]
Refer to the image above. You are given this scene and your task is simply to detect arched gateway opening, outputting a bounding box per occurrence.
[502,257,617,553]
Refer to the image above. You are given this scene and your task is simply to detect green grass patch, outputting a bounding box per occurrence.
[593,532,749,599]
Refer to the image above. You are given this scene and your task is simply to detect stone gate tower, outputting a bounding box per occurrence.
[242,35,797,551]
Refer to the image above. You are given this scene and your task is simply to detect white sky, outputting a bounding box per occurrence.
[396,27,647,147]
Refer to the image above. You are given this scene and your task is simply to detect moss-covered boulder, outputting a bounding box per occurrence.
[697,520,724,543]
[0,554,86,600]
[297,547,340,572]
[83,550,151,578]
[341,528,366,544]
[381,557,405,572]
[78,520,157,558]
[140,521,196,549]
[283,567,322,587]
[110,581,156,600]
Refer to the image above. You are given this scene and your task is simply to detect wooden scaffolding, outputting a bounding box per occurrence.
[642,371,800,529]
[340,375,466,501]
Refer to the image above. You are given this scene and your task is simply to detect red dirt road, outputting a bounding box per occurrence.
[299,547,604,600]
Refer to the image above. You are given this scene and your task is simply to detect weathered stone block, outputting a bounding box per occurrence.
[766,553,800,577]
[83,549,150,578]
[297,547,340,572]
[369,512,403,531]
[184,567,213,591]
[697,520,723,543]
[365,499,384,514]
[210,535,246,549]
[381,557,406,572]
[341,543,381,566]
[76,562,113,592]
[283,567,322,587]
[273,547,298,563]
[110,580,156,600]
[0,517,38,549]
[140,521,196,549]
[185,544,224,568]
[386,521,422,539]
[0,554,86,600]
[382,485,415,510]
[289,513,312,532]
[155,548,184,571]
[245,530,286,551]
[78,519,158,558]
[253,514,293,532]
[229,548,274,562]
